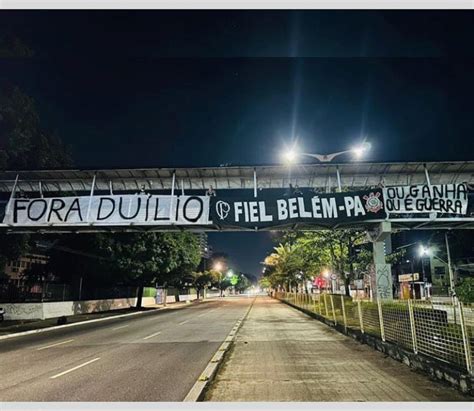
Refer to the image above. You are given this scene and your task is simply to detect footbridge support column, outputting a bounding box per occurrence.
[368,221,393,300]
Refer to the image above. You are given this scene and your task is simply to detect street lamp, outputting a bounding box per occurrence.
[281,141,371,164]
[418,245,432,257]
[213,261,223,272]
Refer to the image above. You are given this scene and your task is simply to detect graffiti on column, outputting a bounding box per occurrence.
[375,264,392,299]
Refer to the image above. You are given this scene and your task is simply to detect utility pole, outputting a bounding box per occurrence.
[445,232,456,296]
[78,276,83,301]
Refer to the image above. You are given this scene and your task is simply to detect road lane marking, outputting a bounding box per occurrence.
[197,308,218,317]
[179,320,190,325]
[50,358,100,379]
[112,325,129,330]
[143,331,161,340]
[36,339,74,351]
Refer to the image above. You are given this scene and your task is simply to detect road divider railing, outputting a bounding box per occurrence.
[274,291,473,376]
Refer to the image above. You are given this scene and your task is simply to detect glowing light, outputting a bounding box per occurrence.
[418,245,431,257]
[352,141,371,159]
[213,261,223,271]
[282,144,299,164]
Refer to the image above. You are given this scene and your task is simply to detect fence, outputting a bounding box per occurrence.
[274,291,473,375]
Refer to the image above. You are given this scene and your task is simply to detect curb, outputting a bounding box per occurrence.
[183,296,256,402]
[0,300,201,341]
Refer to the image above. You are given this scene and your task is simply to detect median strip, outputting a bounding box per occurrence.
[36,339,74,351]
[50,357,100,379]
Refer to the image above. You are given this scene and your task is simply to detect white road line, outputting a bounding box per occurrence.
[50,358,100,379]
[36,339,74,351]
[112,325,129,330]
[197,308,218,317]
[143,331,161,340]
[179,320,190,325]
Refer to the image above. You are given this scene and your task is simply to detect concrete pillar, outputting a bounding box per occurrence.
[368,222,393,300]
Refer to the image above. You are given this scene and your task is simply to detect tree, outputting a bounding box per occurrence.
[0,35,34,58]
[263,243,302,291]
[456,278,474,303]
[0,83,72,170]
[96,232,201,308]
[215,273,232,297]
[259,276,271,290]
[0,83,72,279]
[191,270,218,299]
[234,274,251,293]
[263,229,375,296]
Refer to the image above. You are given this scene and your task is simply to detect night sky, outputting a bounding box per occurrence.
[1,10,473,276]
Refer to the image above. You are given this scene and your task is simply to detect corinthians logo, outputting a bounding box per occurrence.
[363,192,383,213]
[215,201,231,220]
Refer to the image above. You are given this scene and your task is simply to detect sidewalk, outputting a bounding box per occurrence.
[205,296,467,401]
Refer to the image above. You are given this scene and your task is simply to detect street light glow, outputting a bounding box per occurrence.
[213,261,223,271]
[352,142,371,159]
[281,140,371,164]
[282,146,298,164]
[418,245,431,257]
[227,269,234,278]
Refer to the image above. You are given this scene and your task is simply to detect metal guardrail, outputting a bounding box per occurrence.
[274,291,473,375]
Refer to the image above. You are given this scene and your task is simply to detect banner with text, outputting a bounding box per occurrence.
[210,189,386,229]
[383,184,468,214]
[3,195,210,226]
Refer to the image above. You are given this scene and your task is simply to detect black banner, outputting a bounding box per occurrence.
[210,189,386,229]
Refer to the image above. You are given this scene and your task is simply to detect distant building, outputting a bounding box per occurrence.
[196,233,212,259]
[196,233,213,271]
[3,253,49,286]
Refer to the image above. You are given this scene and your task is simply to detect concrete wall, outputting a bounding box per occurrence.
[2,294,194,321]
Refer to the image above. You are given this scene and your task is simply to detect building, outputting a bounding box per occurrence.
[3,253,49,286]
[196,233,213,271]
[196,233,211,258]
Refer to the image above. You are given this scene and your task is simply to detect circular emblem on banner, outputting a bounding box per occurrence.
[215,201,230,220]
[363,192,383,213]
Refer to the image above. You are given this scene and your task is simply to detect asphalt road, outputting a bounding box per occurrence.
[0,296,253,401]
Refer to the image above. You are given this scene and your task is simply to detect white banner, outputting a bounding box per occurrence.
[383,183,468,214]
[4,194,210,226]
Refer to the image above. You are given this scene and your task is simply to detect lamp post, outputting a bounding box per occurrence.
[397,237,456,300]
[213,262,224,297]
[282,142,371,164]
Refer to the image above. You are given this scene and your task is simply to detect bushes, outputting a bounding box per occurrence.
[456,278,474,303]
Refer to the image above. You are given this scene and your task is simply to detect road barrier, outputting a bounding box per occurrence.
[274,291,473,376]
